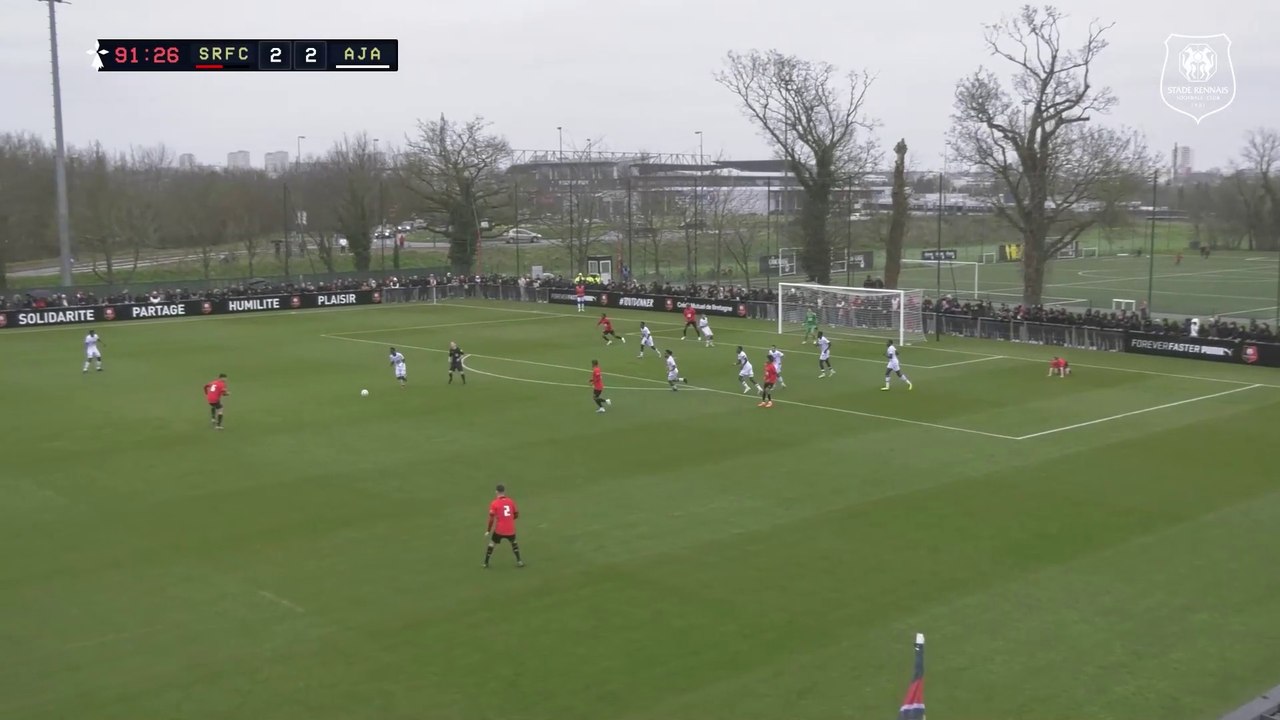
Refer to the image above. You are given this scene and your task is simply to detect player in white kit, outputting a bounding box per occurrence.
[816,332,834,378]
[636,322,660,358]
[389,347,407,387]
[698,316,714,347]
[664,349,687,391]
[82,330,103,373]
[882,340,912,391]
[735,347,762,393]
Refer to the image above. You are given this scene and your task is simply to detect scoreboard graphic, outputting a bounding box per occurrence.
[91,39,398,72]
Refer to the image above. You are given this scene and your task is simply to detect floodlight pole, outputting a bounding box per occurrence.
[41,0,74,287]
[936,152,945,341]
[1147,170,1158,313]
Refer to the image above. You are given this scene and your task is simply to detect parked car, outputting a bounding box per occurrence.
[501,228,542,244]
[396,222,414,233]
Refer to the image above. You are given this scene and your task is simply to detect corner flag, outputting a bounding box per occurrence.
[898,633,926,719]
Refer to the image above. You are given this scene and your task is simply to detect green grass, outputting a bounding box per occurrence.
[897,251,1280,320]
[2,299,1280,720]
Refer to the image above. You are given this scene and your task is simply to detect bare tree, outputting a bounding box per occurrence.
[403,115,511,274]
[1242,128,1280,251]
[949,5,1152,304]
[884,139,909,288]
[704,178,752,283]
[723,223,765,287]
[717,50,880,284]
[322,134,381,272]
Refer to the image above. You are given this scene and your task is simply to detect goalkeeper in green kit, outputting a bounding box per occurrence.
[802,307,819,345]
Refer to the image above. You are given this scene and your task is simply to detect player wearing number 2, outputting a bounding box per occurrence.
[484,484,524,568]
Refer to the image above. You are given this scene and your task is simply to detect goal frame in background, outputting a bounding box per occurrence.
[776,282,926,345]
[899,259,981,300]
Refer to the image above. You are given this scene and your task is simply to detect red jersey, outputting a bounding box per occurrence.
[1051,357,1067,369]
[764,363,779,384]
[597,316,613,332]
[204,378,227,403]
[591,366,604,391]
[488,496,519,535]
[683,306,697,323]
[575,284,585,297]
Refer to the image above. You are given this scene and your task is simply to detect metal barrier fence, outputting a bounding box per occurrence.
[926,314,1128,352]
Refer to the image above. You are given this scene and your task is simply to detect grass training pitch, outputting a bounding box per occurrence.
[2,299,1279,719]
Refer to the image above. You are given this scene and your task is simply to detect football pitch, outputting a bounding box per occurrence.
[2,300,1279,720]
[894,251,1280,320]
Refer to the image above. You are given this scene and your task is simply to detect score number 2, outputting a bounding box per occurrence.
[115,46,179,64]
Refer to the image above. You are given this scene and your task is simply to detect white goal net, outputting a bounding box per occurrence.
[777,283,926,345]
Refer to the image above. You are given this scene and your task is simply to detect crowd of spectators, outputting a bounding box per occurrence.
[927,295,1277,342]
[4,272,1275,343]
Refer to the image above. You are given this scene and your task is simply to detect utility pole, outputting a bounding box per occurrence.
[41,0,74,286]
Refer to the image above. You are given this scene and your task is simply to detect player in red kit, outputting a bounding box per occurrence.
[1048,356,1070,377]
[575,283,587,313]
[759,355,778,408]
[484,484,524,568]
[590,359,611,413]
[681,303,698,340]
[597,313,625,345]
[204,373,229,430]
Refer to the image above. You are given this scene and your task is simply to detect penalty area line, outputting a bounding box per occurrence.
[1015,384,1263,440]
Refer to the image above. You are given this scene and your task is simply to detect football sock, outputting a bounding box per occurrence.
[511,542,522,563]
[210,406,217,418]
[83,361,89,372]
[215,413,223,427]
[461,373,466,384]
[595,397,605,408]
[484,545,494,566]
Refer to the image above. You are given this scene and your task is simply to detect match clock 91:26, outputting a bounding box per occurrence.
[105,41,183,67]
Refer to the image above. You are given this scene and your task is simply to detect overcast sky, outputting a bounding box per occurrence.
[2,0,1276,172]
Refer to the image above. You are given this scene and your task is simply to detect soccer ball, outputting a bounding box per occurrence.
[360,389,369,397]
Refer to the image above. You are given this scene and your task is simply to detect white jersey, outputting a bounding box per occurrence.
[390,351,407,377]
[640,326,655,347]
[769,349,784,372]
[817,336,831,360]
[84,333,101,358]
[699,317,713,337]
[739,360,755,378]
[666,355,680,381]
[736,350,748,368]
[886,344,900,371]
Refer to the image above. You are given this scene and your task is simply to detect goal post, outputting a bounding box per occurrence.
[777,283,927,345]
[899,259,981,299]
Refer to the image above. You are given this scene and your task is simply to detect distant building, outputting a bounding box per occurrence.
[1174,146,1194,176]
[264,151,290,175]
[177,153,197,170]
[227,150,251,170]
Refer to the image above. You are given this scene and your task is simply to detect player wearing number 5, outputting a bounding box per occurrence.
[484,484,525,568]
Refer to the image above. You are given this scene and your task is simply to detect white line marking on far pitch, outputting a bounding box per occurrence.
[1015,384,1263,440]
[257,590,306,613]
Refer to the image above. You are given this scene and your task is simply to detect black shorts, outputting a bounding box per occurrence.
[592,389,602,399]
[208,401,222,410]
[684,320,697,328]
[449,360,463,371]
[763,382,775,390]
[490,532,516,544]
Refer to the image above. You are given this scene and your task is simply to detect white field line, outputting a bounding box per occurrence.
[437,302,1280,388]
[324,332,1021,441]
[1221,304,1279,315]
[925,355,1008,369]
[1015,384,1263,441]
[462,361,675,391]
[257,590,305,613]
